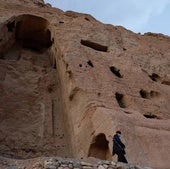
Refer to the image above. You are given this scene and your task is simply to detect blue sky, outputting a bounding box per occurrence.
[44,0,170,36]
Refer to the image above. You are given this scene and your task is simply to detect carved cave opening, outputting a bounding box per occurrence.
[143,114,159,119]
[149,73,170,86]
[161,80,170,86]
[15,15,52,52]
[140,89,160,99]
[115,92,126,108]
[110,66,123,78]
[87,60,94,67]
[1,14,53,61]
[139,89,150,99]
[81,39,108,52]
[88,133,111,160]
[0,15,73,158]
[149,73,160,82]
[85,17,90,21]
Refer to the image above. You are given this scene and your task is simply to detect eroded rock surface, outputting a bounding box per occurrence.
[0,0,170,169]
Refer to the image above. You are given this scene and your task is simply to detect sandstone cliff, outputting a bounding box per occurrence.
[0,1,170,169]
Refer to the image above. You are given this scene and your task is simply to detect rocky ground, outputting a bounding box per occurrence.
[0,156,153,169]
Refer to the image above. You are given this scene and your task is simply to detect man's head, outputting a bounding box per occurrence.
[116,130,121,134]
[116,130,122,137]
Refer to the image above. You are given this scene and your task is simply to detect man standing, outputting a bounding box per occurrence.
[112,131,128,163]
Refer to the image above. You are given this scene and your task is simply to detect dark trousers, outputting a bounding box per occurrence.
[117,151,128,163]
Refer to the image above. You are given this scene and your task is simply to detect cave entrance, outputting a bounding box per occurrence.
[88,133,111,160]
[0,15,74,158]
[115,92,126,108]
[15,14,52,52]
[2,14,52,55]
[1,14,53,60]
[110,66,123,78]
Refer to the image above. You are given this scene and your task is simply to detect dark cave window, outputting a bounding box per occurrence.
[115,92,126,108]
[15,15,52,52]
[80,40,108,52]
[87,60,94,67]
[149,73,160,82]
[139,89,149,99]
[143,114,158,119]
[110,66,122,78]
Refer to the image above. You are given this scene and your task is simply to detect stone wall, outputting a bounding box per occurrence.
[0,156,153,169]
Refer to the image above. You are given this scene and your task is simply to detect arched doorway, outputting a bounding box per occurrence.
[1,14,53,60]
[88,133,111,160]
[15,14,52,51]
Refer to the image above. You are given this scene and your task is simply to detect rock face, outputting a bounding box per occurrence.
[0,1,170,169]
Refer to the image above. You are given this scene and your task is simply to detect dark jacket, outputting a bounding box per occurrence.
[112,134,126,155]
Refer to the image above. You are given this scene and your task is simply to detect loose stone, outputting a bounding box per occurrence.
[98,165,105,169]
[61,164,68,167]
[58,167,63,169]
[81,162,93,166]
[82,166,93,169]
[103,164,108,168]
[44,161,57,169]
